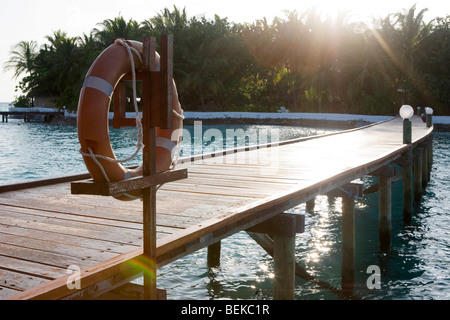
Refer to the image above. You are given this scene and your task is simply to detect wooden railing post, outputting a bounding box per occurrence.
[141,35,174,300]
[141,36,158,300]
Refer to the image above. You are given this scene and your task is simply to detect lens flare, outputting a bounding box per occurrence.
[126,254,158,278]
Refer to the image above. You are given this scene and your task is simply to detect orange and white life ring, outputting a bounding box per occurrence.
[77,39,184,201]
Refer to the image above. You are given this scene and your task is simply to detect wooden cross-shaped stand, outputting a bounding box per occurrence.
[71,35,187,300]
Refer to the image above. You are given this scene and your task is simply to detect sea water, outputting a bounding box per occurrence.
[0,115,448,300]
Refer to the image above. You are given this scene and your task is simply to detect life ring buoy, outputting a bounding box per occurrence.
[77,39,184,201]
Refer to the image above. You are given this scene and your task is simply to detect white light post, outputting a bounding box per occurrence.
[425,107,433,128]
[400,105,414,144]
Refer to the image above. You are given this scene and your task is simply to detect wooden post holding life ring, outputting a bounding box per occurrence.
[77,39,183,201]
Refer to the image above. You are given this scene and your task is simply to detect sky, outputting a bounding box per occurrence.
[0,0,448,103]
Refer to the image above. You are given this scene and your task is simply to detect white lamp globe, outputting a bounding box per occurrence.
[425,107,433,115]
[400,105,414,119]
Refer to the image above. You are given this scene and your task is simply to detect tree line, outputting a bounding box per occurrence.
[4,5,450,115]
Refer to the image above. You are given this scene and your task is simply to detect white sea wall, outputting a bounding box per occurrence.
[62,110,450,125]
[182,112,393,123]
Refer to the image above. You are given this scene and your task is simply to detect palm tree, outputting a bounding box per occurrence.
[370,5,433,103]
[395,5,434,103]
[303,59,337,113]
[395,5,432,71]
[176,15,233,110]
[93,16,142,45]
[338,30,394,113]
[241,18,290,110]
[271,10,310,109]
[144,5,188,36]
[300,9,339,112]
[79,32,102,62]
[413,15,450,112]
[3,40,38,79]
[342,29,389,91]
[45,30,71,48]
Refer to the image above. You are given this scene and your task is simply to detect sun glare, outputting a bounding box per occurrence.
[280,0,399,23]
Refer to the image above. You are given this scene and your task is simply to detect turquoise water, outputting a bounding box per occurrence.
[0,102,10,111]
[0,117,448,300]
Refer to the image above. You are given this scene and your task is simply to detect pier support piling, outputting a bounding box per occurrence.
[413,148,423,202]
[246,213,304,300]
[421,143,429,188]
[273,226,296,300]
[428,139,433,181]
[428,137,433,174]
[306,198,315,214]
[328,182,362,295]
[325,182,362,295]
[207,241,221,268]
[379,176,392,252]
[341,192,355,294]
[369,166,395,252]
[401,150,413,223]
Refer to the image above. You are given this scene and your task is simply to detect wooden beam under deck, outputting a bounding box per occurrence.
[0,116,433,300]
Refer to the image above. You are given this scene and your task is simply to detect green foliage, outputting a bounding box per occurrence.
[3,6,449,115]
[350,92,396,115]
[12,95,33,108]
[413,16,450,114]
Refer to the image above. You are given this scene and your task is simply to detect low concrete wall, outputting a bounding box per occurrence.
[57,111,450,131]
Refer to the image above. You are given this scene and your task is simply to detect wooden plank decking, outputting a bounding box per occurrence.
[0,116,433,299]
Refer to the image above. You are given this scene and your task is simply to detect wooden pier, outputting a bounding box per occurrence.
[0,115,433,300]
[1,109,64,123]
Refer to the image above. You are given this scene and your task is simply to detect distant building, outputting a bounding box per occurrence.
[33,94,58,108]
